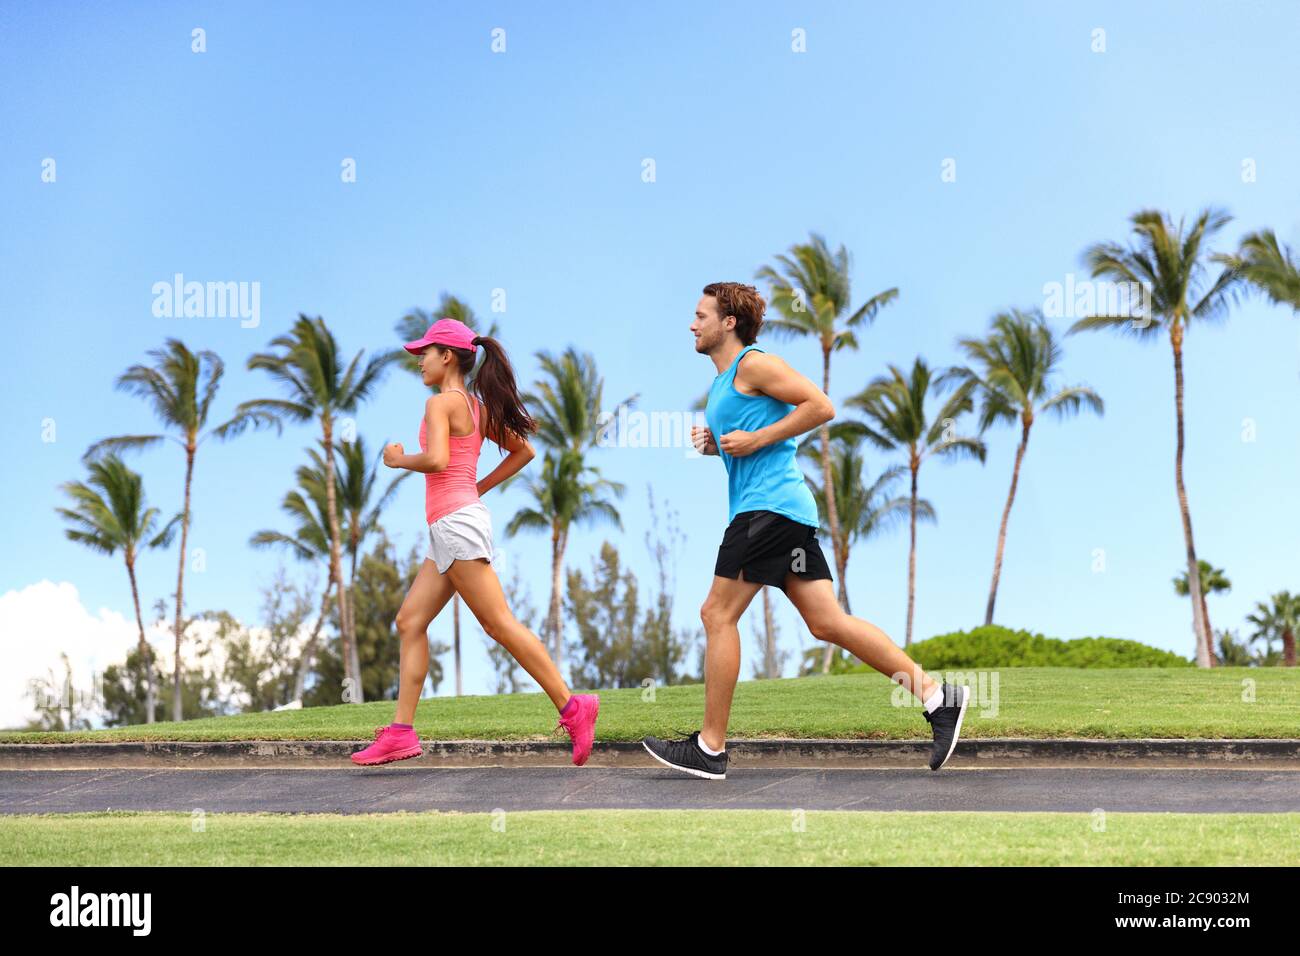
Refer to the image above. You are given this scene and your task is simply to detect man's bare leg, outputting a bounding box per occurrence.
[700,574,762,751]
[783,574,940,704]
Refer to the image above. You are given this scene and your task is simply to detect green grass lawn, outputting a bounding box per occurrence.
[2,809,1295,865]
[5,667,1297,744]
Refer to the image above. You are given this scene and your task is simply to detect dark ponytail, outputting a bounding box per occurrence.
[469,335,536,447]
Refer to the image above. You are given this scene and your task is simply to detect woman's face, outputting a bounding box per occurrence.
[419,346,447,387]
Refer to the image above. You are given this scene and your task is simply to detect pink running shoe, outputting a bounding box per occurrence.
[350,725,422,766]
[556,694,599,766]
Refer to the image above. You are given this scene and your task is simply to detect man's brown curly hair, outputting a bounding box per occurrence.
[703,282,765,345]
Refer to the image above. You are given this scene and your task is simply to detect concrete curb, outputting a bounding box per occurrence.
[3,738,1300,770]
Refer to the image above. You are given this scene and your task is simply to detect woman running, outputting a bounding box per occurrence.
[351,317,599,766]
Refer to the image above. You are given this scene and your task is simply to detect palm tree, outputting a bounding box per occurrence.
[1246,592,1299,668]
[521,348,635,672]
[756,233,899,630]
[1069,208,1240,667]
[394,295,499,695]
[28,652,95,732]
[1173,560,1231,667]
[250,457,334,703]
[83,339,273,721]
[1215,629,1255,667]
[505,449,624,671]
[526,347,637,454]
[1222,229,1300,312]
[334,437,411,686]
[755,586,781,678]
[846,358,985,647]
[947,310,1104,626]
[239,315,399,700]
[55,456,179,723]
[252,439,407,701]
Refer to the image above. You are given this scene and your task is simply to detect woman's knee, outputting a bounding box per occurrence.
[394,607,429,639]
[479,613,516,645]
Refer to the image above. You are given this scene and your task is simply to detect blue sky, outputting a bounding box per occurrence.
[2,1,1298,713]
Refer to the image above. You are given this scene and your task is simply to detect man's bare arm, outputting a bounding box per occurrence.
[717,351,834,457]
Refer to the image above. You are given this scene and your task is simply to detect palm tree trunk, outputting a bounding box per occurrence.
[321,416,361,699]
[818,553,853,671]
[1201,593,1217,667]
[292,586,333,702]
[549,524,566,674]
[1171,328,1211,667]
[125,554,156,724]
[58,654,74,731]
[906,460,918,649]
[346,553,361,696]
[837,554,852,615]
[453,595,463,695]
[761,586,777,678]
[347,526,362,691]
[171,446,195,722]
[834,553,855,669]
[818,347,844,674]
[1283,627,1296,668]
[985,420,1030,626]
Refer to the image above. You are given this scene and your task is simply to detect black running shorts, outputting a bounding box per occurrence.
[714,510,833,591]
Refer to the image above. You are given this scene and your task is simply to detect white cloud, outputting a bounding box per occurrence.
[0,580,169,730]
[2,579,333,729]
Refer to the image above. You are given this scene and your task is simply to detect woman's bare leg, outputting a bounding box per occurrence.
[392,558,456,725]
[445,557,572,710]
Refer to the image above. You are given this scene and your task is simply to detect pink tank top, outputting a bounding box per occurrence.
[419,388,484,524]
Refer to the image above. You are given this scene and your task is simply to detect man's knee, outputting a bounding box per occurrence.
[806,611,844,645]
[700,599,740,635]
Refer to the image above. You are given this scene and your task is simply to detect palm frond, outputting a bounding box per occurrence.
[82,434,167,463]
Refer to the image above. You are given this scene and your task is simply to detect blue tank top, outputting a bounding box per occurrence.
[704,344,820,527]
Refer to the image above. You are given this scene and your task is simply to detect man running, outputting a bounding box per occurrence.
[642,282,969,779]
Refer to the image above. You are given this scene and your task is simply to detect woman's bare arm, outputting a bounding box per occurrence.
[477,420,535,495]
[383,396,449,474]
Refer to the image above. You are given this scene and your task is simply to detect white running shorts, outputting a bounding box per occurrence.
[425,500,495,573]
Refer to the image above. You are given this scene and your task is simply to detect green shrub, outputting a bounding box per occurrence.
[846,625,1193,670]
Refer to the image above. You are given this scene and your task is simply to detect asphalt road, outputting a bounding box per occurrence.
[3,766,1298,814]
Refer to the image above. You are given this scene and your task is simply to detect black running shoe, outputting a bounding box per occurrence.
[642,732,728,780]
[922,683,970,771]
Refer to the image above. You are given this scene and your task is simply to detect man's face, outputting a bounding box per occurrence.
[691,295,732,354]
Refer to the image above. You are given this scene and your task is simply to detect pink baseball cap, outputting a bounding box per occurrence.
[403,317,478,355]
